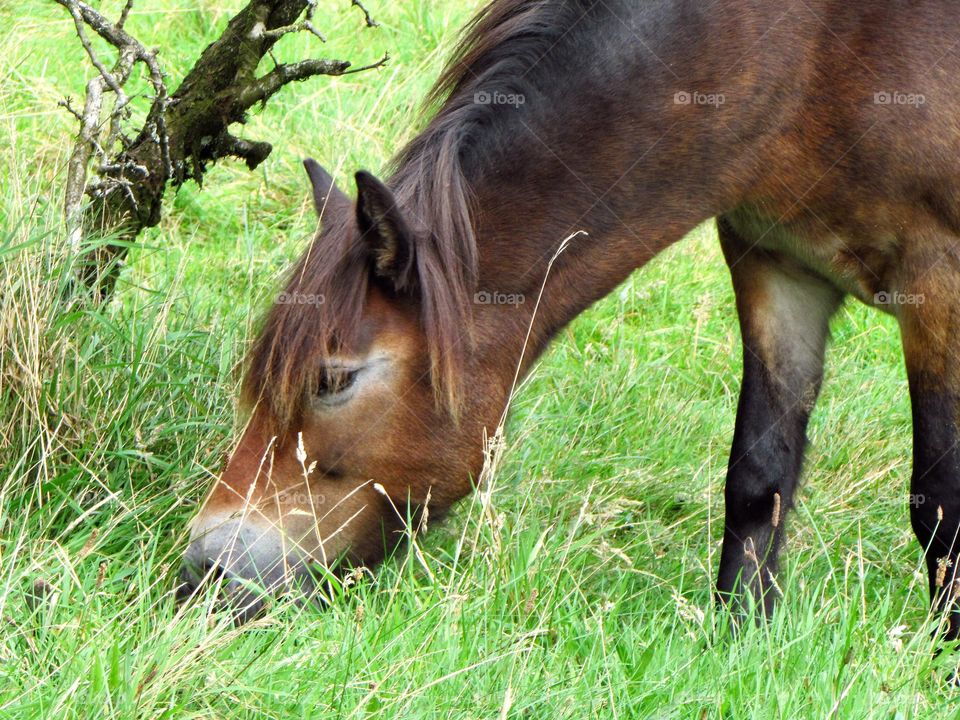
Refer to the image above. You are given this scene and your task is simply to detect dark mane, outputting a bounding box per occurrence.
[244,0,586,429]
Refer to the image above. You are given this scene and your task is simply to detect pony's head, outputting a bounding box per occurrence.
[179,160,508,619]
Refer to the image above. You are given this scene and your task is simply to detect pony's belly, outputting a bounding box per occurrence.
[725,209,901,314]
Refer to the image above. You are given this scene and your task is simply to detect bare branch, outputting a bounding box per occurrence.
[58,97,84,123]
[341,52,389,76]
[55,0,167,109]
[98,162,148,180]
[239,58,353,107]
[351,0,379,28]
[63,75,105,249]
[117,0,134,30]
[57,0,144,54]
[56,0,127,102]
[253,15,326,43]
[105,46,138,148]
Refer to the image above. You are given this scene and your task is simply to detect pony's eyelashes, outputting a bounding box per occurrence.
[317,368,359,397]
[312,367,361,407]
[309,357,392,409]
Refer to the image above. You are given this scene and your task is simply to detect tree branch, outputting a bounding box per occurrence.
[117,0,135,30]
[239,58,351,107]
[341,52,389,75]
[59,0,127,101]
[253,1,327,43]
[211,134,273,170]
[351,0,379,28]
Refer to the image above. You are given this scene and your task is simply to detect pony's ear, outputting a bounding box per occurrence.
[303,158,349,218]
[355,170,417,291]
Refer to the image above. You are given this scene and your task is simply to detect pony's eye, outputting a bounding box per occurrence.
[317,368,359,397]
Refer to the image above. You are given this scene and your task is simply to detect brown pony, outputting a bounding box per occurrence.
[181,0,960,634]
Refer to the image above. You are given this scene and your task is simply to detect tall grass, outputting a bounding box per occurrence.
[1,1,957,717]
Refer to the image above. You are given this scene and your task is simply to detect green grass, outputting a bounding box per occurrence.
[0,1,955,717]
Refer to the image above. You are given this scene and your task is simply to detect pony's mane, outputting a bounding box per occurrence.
[245,0,587,429]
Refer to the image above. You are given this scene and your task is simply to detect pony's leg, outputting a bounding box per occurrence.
[898,266,960,640]
[716,217,844,618]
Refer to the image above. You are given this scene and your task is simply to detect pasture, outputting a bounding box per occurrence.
[0,1,953,716]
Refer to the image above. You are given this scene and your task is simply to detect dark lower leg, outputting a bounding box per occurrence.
[717,217,842,619]
[908,378,960,640]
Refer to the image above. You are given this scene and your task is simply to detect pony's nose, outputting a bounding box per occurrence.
[177,560,269,623]
[179,518,307,622]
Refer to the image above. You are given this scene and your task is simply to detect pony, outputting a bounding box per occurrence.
[180,0,960,634]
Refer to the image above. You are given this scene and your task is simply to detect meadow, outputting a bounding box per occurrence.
[0,1,954,717]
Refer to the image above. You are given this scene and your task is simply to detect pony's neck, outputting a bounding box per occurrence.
[468,171,713,379]
[392,0,806,412]
[462,99,735,396]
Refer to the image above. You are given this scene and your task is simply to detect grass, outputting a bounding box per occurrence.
[0,1,955,717]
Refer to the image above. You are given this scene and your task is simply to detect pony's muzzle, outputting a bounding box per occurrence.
[178,517,315,623]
